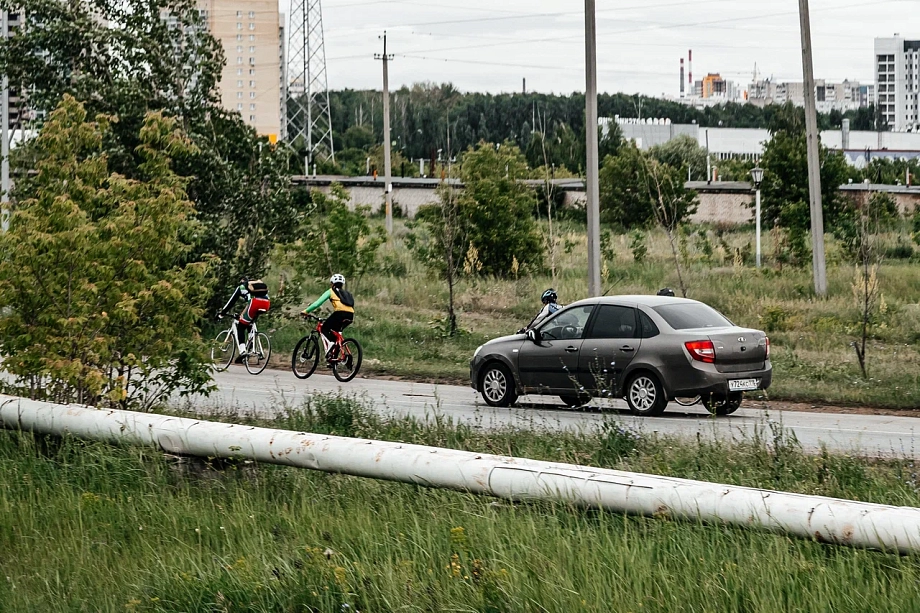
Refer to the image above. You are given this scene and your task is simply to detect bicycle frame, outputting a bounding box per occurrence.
[307,316,346,362]
[230,319,262,353]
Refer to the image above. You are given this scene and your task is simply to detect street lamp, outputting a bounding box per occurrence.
[750,166,764,268]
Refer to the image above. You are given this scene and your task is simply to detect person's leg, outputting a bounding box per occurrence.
[321,312,352,358]
[238,309,252,354]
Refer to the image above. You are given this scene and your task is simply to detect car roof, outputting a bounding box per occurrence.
[567,295,701,308]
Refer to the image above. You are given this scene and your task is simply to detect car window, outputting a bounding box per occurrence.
[587,305,638,339]
[653,303,733,330]
[639,310,660,338]
[539,305,594,340]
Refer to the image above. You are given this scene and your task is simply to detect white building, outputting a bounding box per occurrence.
[748,78,871,113]
[875,35,920,132]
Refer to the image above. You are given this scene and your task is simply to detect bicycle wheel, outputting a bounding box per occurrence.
[210,329,235,372]
[333,338,363,382]
[245,332,271,375]
[292,334,320,379]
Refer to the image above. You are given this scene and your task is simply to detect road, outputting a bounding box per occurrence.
[191,367,920,459]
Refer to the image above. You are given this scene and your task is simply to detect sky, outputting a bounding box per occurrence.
[279,0,915,96]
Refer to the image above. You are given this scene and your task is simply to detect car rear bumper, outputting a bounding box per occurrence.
[667,362,773,398]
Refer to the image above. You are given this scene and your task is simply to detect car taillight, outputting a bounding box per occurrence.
[765,336,770,359]
[685,340,716,363]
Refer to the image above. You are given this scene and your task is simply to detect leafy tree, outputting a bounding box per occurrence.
[649,135,708,181]
[759,103,849,237]
[599,144,653,228]
[456,143,543,276]
[278,184,384,296]
[0,0,296,310]
[0,97,213,409]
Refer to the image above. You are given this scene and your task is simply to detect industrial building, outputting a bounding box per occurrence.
[601,116,920,170]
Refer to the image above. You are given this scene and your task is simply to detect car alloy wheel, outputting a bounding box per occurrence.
[626,373,666,416]
[480,363,517,407]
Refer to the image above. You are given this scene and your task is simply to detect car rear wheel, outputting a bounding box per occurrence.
[703,392,743,416]
[480,363,518,407]
[625,372,667,416]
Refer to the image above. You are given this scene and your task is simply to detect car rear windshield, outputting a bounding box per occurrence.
[653,303,733,330]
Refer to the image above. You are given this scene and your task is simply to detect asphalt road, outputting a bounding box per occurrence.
[191,366,920,459]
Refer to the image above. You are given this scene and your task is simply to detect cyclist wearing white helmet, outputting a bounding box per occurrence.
[518,288,563,333]
[302,273,356,358]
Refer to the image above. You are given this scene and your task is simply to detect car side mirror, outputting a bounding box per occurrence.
[526,328,541,344]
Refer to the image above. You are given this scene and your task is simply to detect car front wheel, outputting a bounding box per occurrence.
[625,372,667,416]
[480,363,518,407]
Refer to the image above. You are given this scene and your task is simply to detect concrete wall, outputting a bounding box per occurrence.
[691,191,754,225]
[298,177,920,226]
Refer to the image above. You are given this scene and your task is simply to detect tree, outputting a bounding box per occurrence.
[599,143,654,228]
[759,103,849,241]
[278,184,384,295]
[644,159,698,296]
[409,185,466,336]
[456,142,543,276]
[649,135,708,181]
[0,0,296,311]
[845,192,896,378]
[0,96,214,409]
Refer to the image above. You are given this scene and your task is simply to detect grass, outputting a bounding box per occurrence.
[3,393,920,611]
[262,218,920,409]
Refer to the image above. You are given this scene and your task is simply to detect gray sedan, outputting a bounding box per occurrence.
[470,295,772,416]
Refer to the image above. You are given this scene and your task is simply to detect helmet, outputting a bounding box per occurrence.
[541,288,558,304]
[330,273,346,286]
[657,288,676,297]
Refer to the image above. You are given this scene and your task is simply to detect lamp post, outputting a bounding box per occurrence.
[751,166,764,268]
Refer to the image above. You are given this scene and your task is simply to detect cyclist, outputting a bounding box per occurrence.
[657,287,676,297]
[219,277,271,356]
[301,273,355,360]
[519,288,562,333]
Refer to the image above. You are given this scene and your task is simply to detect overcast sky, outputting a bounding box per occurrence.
[279,0,913,96]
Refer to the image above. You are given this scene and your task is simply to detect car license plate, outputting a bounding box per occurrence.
[729,378,761,392]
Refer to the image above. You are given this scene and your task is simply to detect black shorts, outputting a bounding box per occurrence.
[321,311,354,342]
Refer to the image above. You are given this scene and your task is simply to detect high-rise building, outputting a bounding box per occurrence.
[198,0,283,139]
[875,35,920,132]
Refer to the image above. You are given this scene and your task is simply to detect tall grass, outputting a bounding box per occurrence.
[3,393,920,611]
[263,218,920,409]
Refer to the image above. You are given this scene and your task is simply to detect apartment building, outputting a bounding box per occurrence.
[875,35,920,132]
[198,0,284,139]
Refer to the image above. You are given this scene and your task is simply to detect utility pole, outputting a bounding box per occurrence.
[584,0,601,297]
[1,8,9,232]
[798,0,827,296]
[375,32,395,236]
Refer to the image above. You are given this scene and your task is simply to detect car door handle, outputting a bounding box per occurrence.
[620,345,635,352]
[565,346,578,353]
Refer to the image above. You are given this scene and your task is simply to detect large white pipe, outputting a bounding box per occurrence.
[3,395,920,553]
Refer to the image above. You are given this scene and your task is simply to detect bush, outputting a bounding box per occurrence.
[0,97,214,410]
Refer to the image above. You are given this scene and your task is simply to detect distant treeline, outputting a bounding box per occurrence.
[290,83,884,176]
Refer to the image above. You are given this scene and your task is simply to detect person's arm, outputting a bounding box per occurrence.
[526,304,552,330]
[220,286,242,315]
[304,289,332,314]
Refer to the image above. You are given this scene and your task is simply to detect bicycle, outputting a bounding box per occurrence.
[292,313,363,382]
[210,314,272,375]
